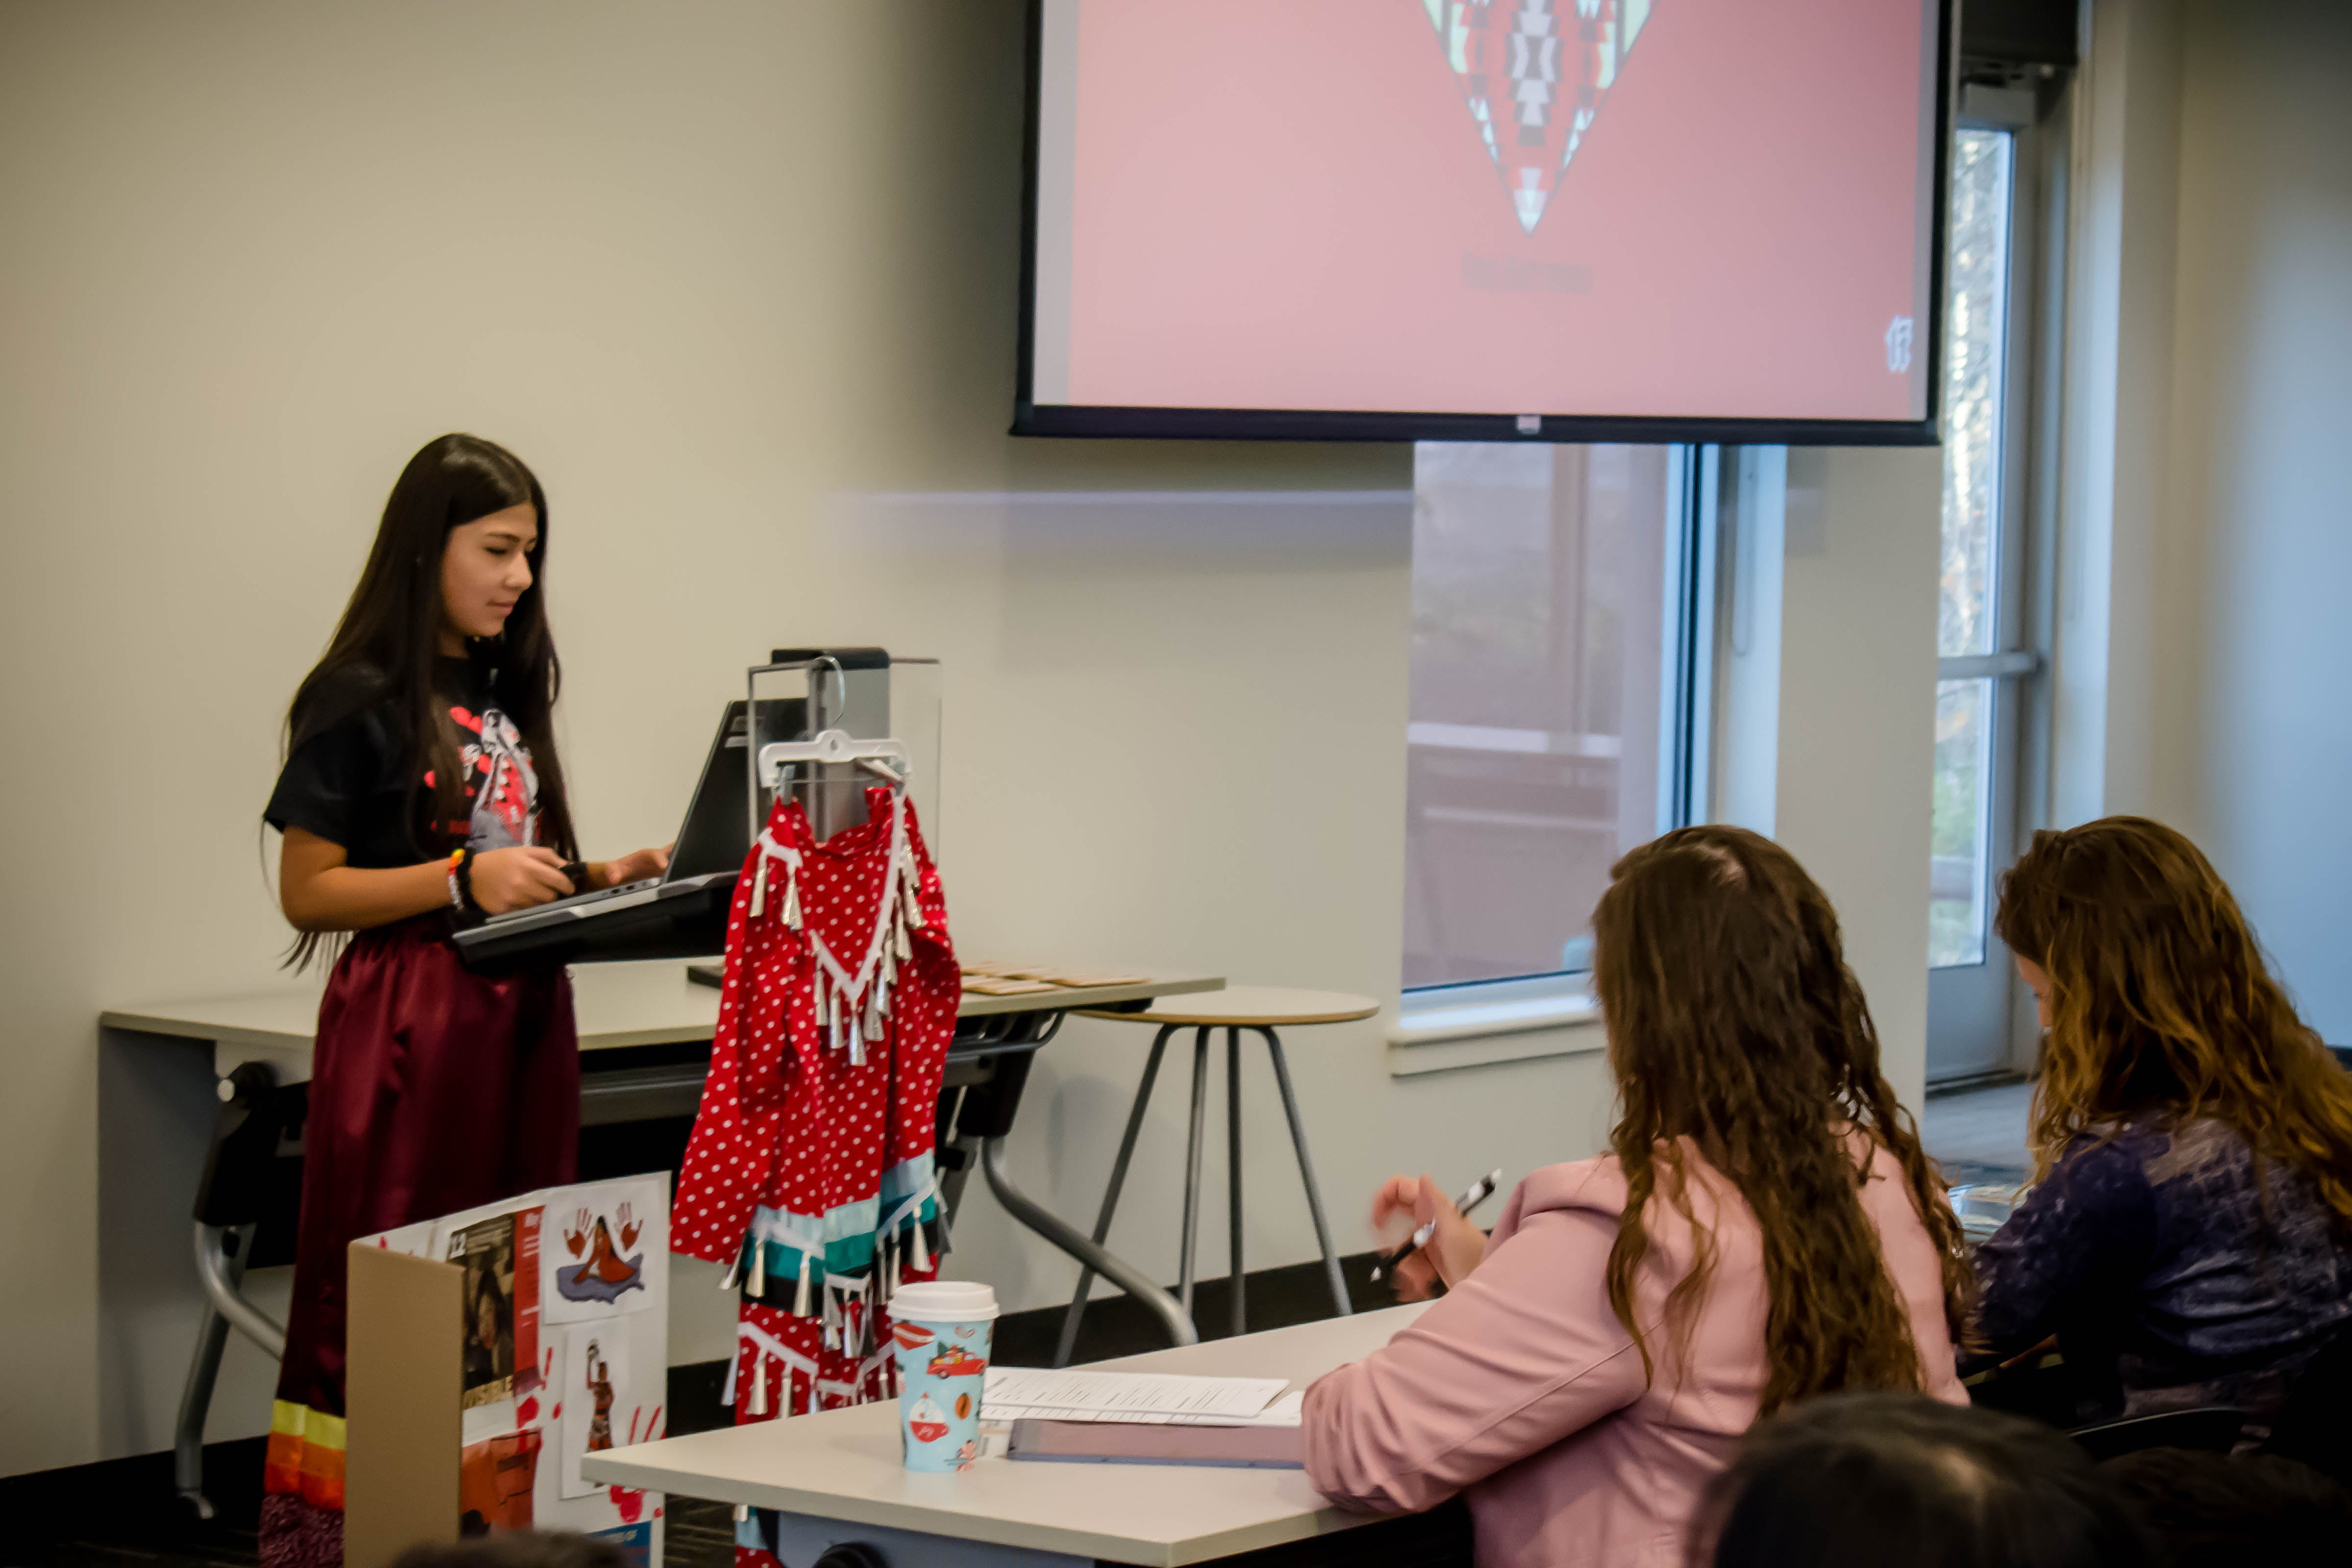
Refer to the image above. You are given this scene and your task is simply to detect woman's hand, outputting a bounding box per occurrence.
[1371,1173,1488,1301]
[589,844,673,889]
[470,846,576,914]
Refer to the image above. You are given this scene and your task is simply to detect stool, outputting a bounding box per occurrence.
[1054,987,1378,1365]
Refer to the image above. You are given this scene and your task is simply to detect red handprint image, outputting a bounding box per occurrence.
[554,1208,647,1306]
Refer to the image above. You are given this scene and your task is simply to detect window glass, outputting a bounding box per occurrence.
[1931,128,2014,969]
[1405,444,1673,989]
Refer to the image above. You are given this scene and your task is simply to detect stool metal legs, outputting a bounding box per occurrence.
[1264,1028,1351,1319]
[1054,1021,1350,1367]
[1052,1025,1176,1367]
[1227,1028,1245,1336]
[1177,1028,1211,1319]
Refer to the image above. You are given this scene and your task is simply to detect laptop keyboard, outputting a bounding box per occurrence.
[484,876,662,924]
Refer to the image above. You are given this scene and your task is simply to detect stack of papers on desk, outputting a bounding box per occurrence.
[982,1368,1294,1425]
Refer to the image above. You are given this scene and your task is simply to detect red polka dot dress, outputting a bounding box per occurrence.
[674,784,957,1563]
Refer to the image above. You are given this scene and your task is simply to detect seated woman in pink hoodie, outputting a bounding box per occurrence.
[1303,826,1972,1568]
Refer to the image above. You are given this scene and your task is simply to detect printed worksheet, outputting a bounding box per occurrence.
[980,1368,1285,1422]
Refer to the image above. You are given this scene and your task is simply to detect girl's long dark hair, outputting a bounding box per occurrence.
[1594,826,1971,1418]
[281,434,577,963]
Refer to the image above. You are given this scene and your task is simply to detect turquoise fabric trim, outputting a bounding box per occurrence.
[879,1151,935,1206]
[737,1510,773,1552]
[749,1175,936,1280]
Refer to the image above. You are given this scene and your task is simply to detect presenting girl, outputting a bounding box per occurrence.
[259,434,666,1566]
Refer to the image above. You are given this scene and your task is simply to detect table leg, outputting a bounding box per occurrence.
[1053,1025,1176,1368]
[977,1138,1197,1348]
[172,1222,255,1519]
[1178,1029,1210,1320]
[1262,1029,1351,1318]
[1227,1027,1245,1338]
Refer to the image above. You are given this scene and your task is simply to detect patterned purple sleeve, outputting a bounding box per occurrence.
[1972,1137,2159,1356]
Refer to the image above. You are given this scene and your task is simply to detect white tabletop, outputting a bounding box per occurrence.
[100,962,1223,1083]
[581,1304,1430,1566]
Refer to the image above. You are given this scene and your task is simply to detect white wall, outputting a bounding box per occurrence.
[0,0,1947,1475]
[0,0,1537,1475]
[2165,0,2352,1041]
[1779,449,1943,1106]
[2056,0,2352,1041]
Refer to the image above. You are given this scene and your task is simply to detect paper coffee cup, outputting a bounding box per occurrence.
[890,1281,998,1472]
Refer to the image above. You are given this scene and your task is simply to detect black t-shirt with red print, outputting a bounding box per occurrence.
[266,655,541,868]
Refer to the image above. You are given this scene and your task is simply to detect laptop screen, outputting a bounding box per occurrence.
[667,698,806,882]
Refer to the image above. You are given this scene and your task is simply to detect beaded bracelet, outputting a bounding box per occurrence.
[447,847,477,912]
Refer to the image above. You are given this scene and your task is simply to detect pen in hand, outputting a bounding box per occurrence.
[1369,1168,1504,1283]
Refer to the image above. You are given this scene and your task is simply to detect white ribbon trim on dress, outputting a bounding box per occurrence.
[722,1320,819,1406]
[751,793,912,1005]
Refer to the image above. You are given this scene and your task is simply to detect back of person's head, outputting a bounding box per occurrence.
[1692,1392,2153,1568]
[390,1531,628,1568]
[1994,816,2352,1218]
[1593,827,1971,1415]
[2102,1447,2352,1567]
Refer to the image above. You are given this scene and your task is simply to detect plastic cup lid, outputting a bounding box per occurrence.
[889,1280,1000,1322]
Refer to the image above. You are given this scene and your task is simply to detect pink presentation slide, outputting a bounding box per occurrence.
[1048,0,1935,422]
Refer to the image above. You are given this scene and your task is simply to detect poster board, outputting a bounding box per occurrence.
[346,1175,669,1568]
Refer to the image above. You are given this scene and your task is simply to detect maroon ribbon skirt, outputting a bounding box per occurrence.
[274,914,579,1417]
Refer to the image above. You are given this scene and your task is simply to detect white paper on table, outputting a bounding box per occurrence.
[980,1368,1286,1422]
[1159,1390,1305,1428]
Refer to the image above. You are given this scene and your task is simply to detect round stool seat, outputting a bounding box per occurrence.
[1078,985,1378,1028]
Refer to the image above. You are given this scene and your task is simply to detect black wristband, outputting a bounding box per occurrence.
[454,846,479,912]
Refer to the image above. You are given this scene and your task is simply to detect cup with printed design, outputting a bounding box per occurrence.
[888,1279,998,1472]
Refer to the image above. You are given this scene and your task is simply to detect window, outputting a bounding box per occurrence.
[1930,127,2015,970]
[1927,92,2050,1085]
[1404,443,1695,993]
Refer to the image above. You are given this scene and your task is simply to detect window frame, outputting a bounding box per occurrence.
[1925,80,2062,1082]
[1394,443,1714,1045]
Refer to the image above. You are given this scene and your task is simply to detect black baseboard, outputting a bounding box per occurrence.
[4,1435,269,1559]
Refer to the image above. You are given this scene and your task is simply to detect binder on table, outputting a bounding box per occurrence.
[1005,1419,1302,1469]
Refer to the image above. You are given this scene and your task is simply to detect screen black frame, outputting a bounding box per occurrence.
[1012,0,1958,447]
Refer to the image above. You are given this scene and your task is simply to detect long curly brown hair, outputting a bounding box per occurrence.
[1592,826,1971,1417]
[1994,815,2352,1225]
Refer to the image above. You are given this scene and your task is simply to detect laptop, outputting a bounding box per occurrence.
[452,697,803,967]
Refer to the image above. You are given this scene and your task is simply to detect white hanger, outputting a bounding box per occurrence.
[758,728,912,795]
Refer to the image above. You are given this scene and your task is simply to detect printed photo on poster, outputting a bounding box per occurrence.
[451,1209,542,1408]
[560,1327,632,1499]
[543,1177,663,1323]
[458,1429,541,1535]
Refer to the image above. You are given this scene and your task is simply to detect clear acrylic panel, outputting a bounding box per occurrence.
[1404,443,1671,989]
[746,657,942,854]
[1930,678,1994,968]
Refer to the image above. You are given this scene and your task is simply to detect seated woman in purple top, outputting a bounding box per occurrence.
[1975,816,2352,1431]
